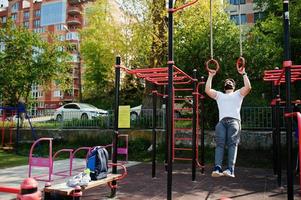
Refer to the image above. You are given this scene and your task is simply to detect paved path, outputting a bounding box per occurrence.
[0,159,139,200]
[0,162,300,200]
[84,163,300,200]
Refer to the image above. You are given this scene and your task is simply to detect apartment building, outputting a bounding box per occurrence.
[225,0,264,25]
[0,0,89,115]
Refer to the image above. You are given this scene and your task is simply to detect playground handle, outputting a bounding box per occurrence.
[169,0,198,13]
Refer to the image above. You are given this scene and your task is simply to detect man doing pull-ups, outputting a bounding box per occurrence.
[205,68,251,178]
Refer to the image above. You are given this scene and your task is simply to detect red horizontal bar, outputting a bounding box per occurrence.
[169,0,198,13]
[174,147,192,151]
[174,157,192,161]
[175,128,192,131]
[175,137,192,141]
[174,97,193,101]
[120,65,195,85]
[174,118,192,121]
[0,186,20,194]
[174,108,193,111]
[130,67,167,73]
[174,88,193,91]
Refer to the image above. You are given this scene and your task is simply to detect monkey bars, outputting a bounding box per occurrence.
[263,63,301,85]
[120,65,195,85]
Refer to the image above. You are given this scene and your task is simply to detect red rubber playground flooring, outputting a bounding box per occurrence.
[83,163,300,200]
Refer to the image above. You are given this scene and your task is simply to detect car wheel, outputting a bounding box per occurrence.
[56,114,62,121]
[130,112,138,121]
[81,113,89,120]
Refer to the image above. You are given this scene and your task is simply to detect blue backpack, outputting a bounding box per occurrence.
[87,146,109,180]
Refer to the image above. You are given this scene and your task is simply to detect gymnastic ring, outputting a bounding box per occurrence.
[205,58,220,73]
[236,56,245,73]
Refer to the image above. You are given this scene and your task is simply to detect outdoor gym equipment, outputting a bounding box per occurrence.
[28,136,127,199]
[43,162,127,200]
[205,0,246,74]
[235,1,246,74]
[28,138,73,182]
[28,137,118,182]
[263,1,301,199]
[116,0,205,199]
[0,107,15,150]
[0,105,37,153]
[0,177,41,200]
[205,0,220,73]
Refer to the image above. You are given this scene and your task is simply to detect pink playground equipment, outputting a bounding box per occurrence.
[28,138,74,182]
[117,134,128,163]
[0,177,41,200]
[28,136,128,182]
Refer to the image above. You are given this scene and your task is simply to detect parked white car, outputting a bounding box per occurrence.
[54,103,108,121]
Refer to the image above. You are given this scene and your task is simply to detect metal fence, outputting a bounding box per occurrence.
[25,106,289,130]
[241,106,285,130]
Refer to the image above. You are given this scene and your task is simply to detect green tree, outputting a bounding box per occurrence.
[80,0,127,109]
[174,1,241,83]
[250,0,301,101]
[0,21,71,106]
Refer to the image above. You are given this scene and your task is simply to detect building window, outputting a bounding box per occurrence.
[254,12,264,23]
[41,1,67,26]
[58,34,65,41]
[23,21,29,28]
[34,9,41,17]
[229,0,246,5]
[66,32,79,41]
[11,3,19,13]
[34,19,40,28]
[33,27,45,33]
[23,11,30,20]
[0,42,5,52]
[230,14,247,25]
[53,90,62,97]
[1,16,6,23]
[55,24,65,31]
[11,13,17,21]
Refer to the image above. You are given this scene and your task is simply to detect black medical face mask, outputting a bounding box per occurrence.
[224,84,234,90]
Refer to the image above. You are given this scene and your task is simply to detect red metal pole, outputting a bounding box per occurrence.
[2,110,6,147]
[9,110,14,144]
[297,112,301,189]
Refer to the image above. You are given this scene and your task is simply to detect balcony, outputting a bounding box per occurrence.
[68,6,81,15]
[65,31,79,42]
[66,17,81,26]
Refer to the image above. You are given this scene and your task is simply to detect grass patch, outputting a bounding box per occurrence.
[0,150,28,168]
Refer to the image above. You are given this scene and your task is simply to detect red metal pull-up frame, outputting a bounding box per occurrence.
[285,112,301,191]
[120,65,195,86]
[263,62,301,85]
[168,0,198,13]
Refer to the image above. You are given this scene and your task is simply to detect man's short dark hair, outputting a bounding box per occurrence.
[224,78,236,87]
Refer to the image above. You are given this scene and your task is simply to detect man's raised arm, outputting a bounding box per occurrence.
[205,70,217,99]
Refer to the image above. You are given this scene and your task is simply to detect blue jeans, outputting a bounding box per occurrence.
[214,117,241,170]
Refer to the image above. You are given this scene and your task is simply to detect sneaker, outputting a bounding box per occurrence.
[211,165,223,177]
[67,170,91,187]
[223,168,235,178]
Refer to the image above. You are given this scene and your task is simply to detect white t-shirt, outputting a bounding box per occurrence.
[214,90,244,121]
